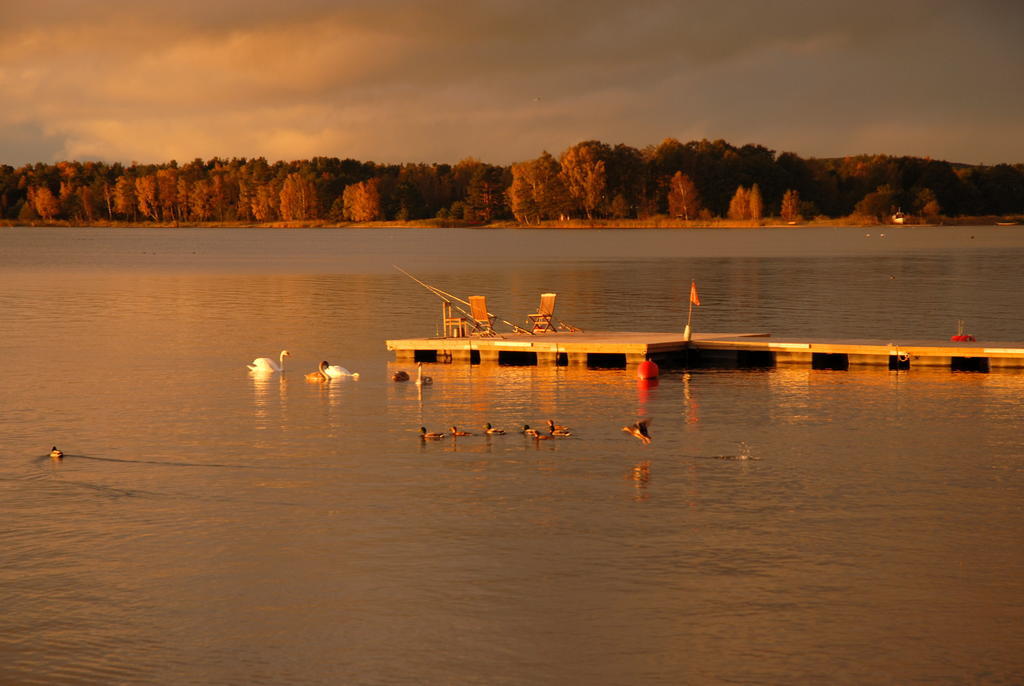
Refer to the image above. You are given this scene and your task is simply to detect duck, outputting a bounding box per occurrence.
[49,446,64,460]
[522,425,552,440]
[415,362,432,386]
[305,360,330,382]
[547,419,571,433]
[392,370,410,382]
[622,418,652,444]
[420,426,446,439]
[449,426,473,437]
[248,350,290,373]
[323,361,359,379]
[483,423,505,435]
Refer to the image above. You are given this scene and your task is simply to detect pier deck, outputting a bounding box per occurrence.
[386,331,1024,372]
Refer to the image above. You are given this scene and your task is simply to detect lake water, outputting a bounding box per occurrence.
[2,225,1022,685]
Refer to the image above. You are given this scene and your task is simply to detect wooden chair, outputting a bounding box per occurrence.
[468,295,497,336]
[528,293,558,333]
[442,301,466,338]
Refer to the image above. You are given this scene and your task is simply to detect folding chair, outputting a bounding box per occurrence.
[528,293,558,333]
[468,295,498,336]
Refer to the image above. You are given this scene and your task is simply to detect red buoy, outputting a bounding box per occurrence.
[637,360,659,379]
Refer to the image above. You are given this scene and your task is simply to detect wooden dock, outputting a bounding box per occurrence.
[386,331,1024,372]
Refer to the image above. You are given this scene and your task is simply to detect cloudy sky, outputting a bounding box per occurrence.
[2,0,1022,167]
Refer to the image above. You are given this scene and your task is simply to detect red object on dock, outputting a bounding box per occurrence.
[637,360,659,379]
[950,335,976,342]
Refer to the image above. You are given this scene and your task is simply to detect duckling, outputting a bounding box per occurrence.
[483,423,505,435]
[49,446,64,460]
[392,370,410,382]
[449,426,473,437]
[622,418,652,444]
[305,360,330,382]
[419,426,446,440]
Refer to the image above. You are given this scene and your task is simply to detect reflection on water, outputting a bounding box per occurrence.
[1,227,1023,685]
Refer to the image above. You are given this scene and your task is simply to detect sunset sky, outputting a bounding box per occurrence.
[2,0,1022,167]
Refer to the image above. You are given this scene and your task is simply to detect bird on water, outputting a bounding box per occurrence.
[305,360,330,382]
[415,363,432,385]
[522,425,551,440]
[49,446,64,459]
[622,419,652,444]
[248,350,290,373]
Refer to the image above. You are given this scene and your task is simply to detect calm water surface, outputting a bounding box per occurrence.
[2,226,1022,685]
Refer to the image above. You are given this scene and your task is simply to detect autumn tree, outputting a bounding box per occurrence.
[559,143,606,219]
[508,152,571,224]
[667,171,700,220]
[780,189,801,222]
[95,180,114,220]
[251,183,278,222]
[279,172,318,221]
[77,185,97,223]
[189,179,214,221]
[507,162,539,224]
[30,186,60,220]
[342,179,382,222]
[748,183,764,223]
[727,186,750,220]
[854,184,898,223]
[175,178,191,220]
[156,169,178,221]
[113,176,136,220]
[59,180,79,220]
[915,187,941,220]
[135,175,159,221]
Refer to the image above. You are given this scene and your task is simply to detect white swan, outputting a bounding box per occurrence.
[322,361,360,379]
[248,350,290,373]
[415,362,432,386]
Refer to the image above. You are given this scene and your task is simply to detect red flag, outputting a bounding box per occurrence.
[689,281,701,306]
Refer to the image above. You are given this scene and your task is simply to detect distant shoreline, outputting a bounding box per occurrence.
[1,216,1019,230]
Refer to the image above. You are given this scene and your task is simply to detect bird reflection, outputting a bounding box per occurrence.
[630,460,650,483]
[630,460,651,501]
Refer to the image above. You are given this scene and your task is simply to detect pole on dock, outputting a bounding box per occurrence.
[394,265,533,335]
[684,280,700,341]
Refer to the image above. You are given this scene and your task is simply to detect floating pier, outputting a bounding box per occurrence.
[386,332,1024,372]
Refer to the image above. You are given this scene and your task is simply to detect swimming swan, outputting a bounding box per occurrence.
[415,363,432,386]
[248,350,290,373]
[305,360,330,382]
[322,361,359,379]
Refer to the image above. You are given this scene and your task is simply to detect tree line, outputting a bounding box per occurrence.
[2,138,1022,225]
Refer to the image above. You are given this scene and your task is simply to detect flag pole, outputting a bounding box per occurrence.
[683,280,695,341]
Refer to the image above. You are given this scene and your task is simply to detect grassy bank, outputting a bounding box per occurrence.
[2,215,1019,230]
